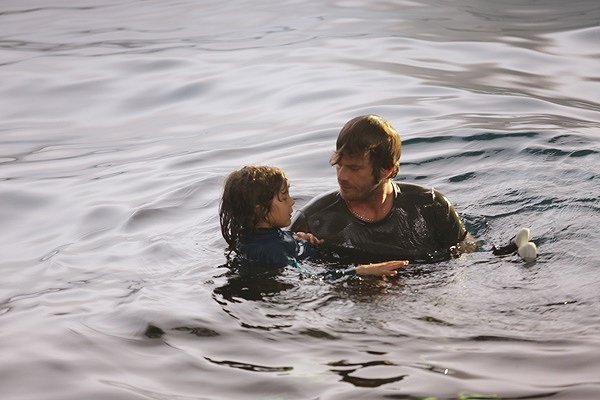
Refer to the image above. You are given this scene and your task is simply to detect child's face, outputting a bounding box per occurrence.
[264,183,295,228]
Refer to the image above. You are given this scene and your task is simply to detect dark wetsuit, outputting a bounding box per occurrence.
[238,228,315,269]
[236,228,356,279]
[290,182,468,262]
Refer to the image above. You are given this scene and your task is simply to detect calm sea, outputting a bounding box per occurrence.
[1,1,599,399]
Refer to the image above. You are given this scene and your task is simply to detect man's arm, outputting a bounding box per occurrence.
[457,231,478,253]
[432,189,478,254]
[289,210,308,233]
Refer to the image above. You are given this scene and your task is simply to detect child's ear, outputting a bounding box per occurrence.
[254,204,271,228]
[255,203,269,218]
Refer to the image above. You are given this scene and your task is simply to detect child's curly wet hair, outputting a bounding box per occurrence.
[219,165,288,248]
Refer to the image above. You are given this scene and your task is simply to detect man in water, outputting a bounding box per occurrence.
[290,114,476,262]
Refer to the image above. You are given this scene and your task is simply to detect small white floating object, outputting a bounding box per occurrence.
[518,241,537,262]
[514,227,530,248]
[515,227,537,262]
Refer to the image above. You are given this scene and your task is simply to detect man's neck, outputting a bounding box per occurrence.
[345,180,394,222]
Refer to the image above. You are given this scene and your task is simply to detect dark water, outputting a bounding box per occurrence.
[1,1,600,399]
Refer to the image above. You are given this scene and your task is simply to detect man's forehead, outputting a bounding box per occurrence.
[339,152,371,165]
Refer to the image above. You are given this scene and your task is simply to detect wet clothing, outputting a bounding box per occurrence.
[236,228,356,279]
[290,182,468,262]
[238,228,315,269]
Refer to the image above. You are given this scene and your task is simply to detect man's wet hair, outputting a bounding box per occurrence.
[330,115,401,181]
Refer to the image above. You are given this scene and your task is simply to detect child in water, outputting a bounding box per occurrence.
[219,165,408,277]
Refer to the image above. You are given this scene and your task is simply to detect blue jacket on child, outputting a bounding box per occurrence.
[238,228,315,269]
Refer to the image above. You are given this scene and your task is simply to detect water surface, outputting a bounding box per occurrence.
[1,1,600,399]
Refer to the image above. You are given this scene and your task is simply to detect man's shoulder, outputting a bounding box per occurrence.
[298,188,342,213]
[394,181,430,193]
[290,189,343,232]
[394,181,435,199]
[393,181,452,207]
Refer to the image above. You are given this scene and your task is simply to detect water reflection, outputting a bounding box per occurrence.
[329,359,407,388]
[212,263,295,303]
[204,356,293,373]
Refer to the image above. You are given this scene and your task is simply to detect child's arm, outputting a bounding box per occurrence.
[293,231,324,246]
[293,231,408,277]
[355,260,409,277]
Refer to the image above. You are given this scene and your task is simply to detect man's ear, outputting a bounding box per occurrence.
[380,166,394,180]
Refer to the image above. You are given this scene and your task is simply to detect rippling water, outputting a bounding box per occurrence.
[1,1,600,399]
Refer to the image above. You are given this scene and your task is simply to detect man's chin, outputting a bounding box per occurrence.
[339,189,360,202]
[340,186,380,202]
